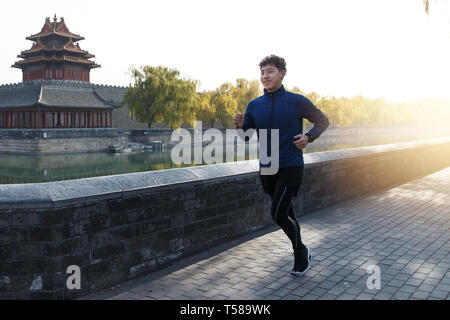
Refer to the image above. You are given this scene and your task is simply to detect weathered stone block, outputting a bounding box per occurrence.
[141,218,171,234]
[194,207,218,220]
[90,243,125,262]
[218,202,236,215]
[29,257,64,274]
[0,246,11,259]
[11,212,41,226]
[0,213,10,228]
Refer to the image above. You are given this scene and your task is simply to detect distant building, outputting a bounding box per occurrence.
[0,16,128,153]
[12,15,99,82]
[0,15,126,130]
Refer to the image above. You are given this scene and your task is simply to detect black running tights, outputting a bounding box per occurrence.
[260,166,305,252]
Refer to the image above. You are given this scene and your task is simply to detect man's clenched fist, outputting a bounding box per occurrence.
[234,113,244,128]
[293,134,309,150]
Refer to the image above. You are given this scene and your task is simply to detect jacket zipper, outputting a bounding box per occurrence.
[268,93,274,156]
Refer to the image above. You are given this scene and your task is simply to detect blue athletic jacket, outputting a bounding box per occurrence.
[241,84,329,168]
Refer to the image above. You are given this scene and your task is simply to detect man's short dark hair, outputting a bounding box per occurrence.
[259,55,286,72]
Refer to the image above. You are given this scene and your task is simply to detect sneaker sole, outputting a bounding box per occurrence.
[291,248,312,276]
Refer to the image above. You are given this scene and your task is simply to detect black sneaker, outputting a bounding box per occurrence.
[291,246,312,276]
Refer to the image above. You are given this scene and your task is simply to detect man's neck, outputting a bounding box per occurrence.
[266,83,283,93]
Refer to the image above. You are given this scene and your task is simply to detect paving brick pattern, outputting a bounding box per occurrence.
[83,166,450,300]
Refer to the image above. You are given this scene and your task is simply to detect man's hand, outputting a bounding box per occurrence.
[293,134,309,150]
[234,113,244,128]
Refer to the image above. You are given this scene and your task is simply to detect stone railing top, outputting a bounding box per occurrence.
[303,136,450,165]
[0,136,449,209]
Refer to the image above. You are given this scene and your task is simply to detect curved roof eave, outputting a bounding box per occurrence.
[37,103,117,110]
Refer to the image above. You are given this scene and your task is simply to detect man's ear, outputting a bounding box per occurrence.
[281,69,286,78]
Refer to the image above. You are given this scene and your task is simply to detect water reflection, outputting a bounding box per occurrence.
[0,145,259,184]
[1,125,449,184]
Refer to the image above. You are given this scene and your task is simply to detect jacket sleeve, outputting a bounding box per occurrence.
[300,96,329,142]
[236,102,256,142]
[242,103,255,131]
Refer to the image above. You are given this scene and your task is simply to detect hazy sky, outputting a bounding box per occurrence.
[1,0,449,103]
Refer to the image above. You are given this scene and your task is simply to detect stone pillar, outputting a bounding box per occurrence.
[56,111,59,127]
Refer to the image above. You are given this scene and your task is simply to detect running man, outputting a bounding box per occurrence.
[234,55,329,275]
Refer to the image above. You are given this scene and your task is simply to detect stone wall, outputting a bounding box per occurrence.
[0,128,121,139]
[0,129,128,154]
[111,105,148,131]
[0,137,449,299]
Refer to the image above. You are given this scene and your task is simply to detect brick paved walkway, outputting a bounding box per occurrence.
[83,166,450,300]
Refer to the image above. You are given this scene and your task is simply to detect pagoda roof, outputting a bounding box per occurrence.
[13,16,100,74]
[27,16,84,42]
[18,39,95,58]
[0,80,127,110]
[12,55,100,69]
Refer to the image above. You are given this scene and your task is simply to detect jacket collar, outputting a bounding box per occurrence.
[263,84,286,98]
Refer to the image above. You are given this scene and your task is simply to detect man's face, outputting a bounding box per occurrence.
[260,64,286,92]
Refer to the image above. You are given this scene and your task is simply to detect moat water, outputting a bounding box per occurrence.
[1,124,449,184]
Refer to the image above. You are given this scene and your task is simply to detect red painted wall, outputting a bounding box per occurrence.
[23,68,90,82]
